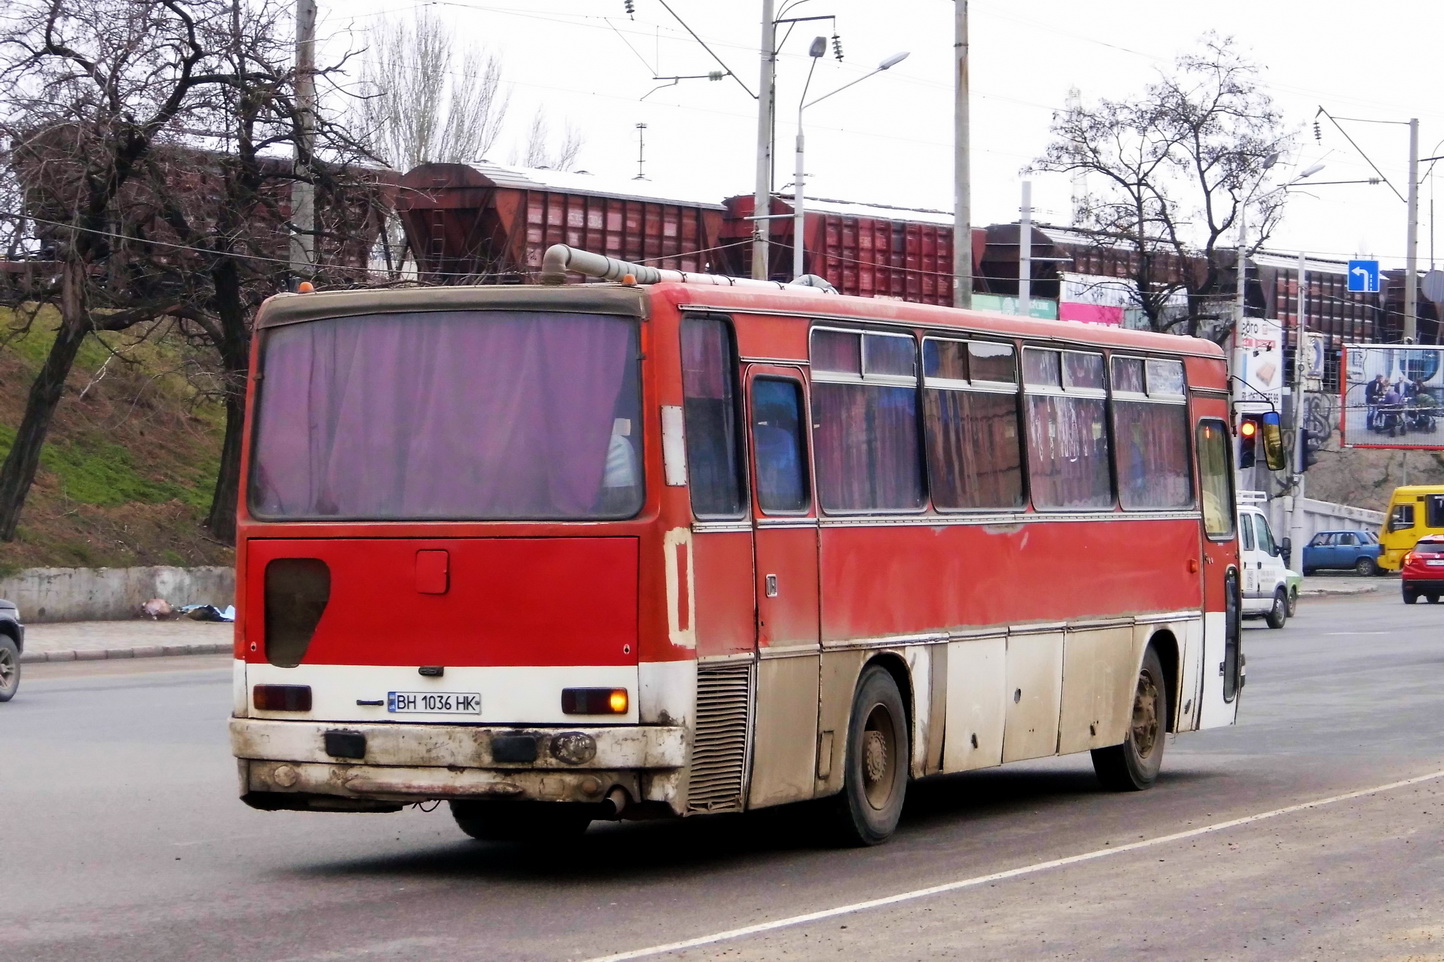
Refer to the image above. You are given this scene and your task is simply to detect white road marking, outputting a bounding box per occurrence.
[579,769,1444,962]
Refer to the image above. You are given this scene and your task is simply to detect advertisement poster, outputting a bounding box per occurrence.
[1340,345,1444,449]
[1233,315,1283,411]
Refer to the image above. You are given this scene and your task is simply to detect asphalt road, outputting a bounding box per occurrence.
[3,592,1443,962]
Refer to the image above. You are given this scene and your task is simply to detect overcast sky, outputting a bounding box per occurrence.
[322,1,1444,270]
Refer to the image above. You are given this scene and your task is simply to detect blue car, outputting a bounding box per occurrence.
[1301,530,1383,576]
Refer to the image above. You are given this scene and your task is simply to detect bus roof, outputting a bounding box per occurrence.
[255,279,1225,362]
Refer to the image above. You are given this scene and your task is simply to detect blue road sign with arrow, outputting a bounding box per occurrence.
[1347,259,1380,293]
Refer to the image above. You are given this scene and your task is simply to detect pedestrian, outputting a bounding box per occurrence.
[1365,374,1387,431]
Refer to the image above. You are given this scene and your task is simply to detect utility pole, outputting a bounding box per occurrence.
[291,0,317,284]
[1288,248,1308,557]
[1018,180,1032,316]
[752,0,776,280]
[1405,117,1419,342]
[952,0,971,308]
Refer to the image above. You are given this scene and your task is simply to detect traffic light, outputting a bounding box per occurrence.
[1236,412,1286,471]
[1238,415,1260,469]
[1297,426,1321,472]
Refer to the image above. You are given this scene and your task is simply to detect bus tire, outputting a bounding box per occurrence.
[1092,647,1166,792]
[0,636,18,702]
[448,800,592,842]
[832,665,909,846]
[1264,588,1288,629]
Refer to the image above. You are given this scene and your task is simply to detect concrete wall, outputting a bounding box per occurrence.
[0,566,234,623]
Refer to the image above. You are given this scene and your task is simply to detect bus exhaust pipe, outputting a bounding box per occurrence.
[602,786,630,819]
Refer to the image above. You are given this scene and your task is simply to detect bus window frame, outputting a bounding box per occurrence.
[1109,353,1195,513]
[809,325,927,517]
[920,335,1026,514]
[1021,345,1114,513]
[681,313,750,522]
[1196,417,1236,541]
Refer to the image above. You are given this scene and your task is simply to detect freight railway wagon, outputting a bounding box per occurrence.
[230,245,1244,846]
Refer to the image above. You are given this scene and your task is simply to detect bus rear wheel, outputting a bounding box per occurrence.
[832,665,909,846]
[449,800,592,842]
[1092,647,1167,792]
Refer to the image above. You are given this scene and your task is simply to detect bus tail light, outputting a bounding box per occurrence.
[561,688,629,715]
[253,684,313,712]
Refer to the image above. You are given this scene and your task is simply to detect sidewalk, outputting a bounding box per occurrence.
[19,575,1385,664]
[19,619,233,663]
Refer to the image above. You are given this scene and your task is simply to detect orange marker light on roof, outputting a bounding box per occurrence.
[620,273,637,286]
[297,281,315,293]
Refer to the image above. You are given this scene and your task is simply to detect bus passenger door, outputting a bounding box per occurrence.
[1194,416,1242,729]
[743,366,822,808]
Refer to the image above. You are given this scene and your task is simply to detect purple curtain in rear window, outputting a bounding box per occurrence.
[249,310,641,520]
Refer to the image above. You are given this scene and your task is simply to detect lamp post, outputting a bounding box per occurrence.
[1236,157,1324,328]
[792,49,909,279]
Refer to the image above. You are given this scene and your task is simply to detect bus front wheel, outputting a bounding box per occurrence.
[832,665,909,846]
[1092,647,1167,792]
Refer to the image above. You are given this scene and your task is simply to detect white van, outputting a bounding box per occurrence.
[1238,491,1296,628]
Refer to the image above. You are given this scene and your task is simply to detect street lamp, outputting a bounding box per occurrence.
[792,48,909,279]
[1237,157,1325,326]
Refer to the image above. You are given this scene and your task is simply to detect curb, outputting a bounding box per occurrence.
[19,642,231,664]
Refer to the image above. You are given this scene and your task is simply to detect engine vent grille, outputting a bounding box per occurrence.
[685,662,751,814]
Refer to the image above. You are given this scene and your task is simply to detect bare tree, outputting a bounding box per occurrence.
[516,108,584,171]
[0,0,385,543]
[1033,35,1294,339]
[353,10,510,171]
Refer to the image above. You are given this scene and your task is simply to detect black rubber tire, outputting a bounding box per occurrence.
[832,665,909,846]
[0,635,18,702]
[1264,587,1288,629]
[1286,587,1299,618]
[1302,567,1315,576]
[1092,647,1167,792]
[1355,557,1378,576]
[449,801,592,842]
[1429,594,1442,605]
[1404,587,1419,605]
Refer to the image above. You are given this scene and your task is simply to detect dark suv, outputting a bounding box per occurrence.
[1401,536,1444,604]
[0,600,22,701]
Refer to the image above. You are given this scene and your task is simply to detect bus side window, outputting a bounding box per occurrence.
[1391,503,1416,531]
[1196,420,1234,539]
[751,378,810,514]
[681,317,746,518]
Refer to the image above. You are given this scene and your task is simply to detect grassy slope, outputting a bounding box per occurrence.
[0,308,234,575]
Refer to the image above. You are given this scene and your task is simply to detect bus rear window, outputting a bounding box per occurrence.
[248,310,642,521]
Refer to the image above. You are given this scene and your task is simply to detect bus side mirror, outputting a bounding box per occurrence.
[1260,412,1287,472]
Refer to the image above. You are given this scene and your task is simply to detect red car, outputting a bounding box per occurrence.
[1401,535,1444,604]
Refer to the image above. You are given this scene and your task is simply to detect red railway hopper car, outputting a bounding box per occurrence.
[396,162,727,285]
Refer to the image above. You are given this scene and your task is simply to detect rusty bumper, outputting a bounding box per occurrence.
[231,718,688,811]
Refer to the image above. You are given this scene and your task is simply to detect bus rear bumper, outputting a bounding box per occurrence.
[231,718,687,812]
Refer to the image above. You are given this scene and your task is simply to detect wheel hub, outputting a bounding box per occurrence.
[863,729,888,784]
[1132,674,1159,757]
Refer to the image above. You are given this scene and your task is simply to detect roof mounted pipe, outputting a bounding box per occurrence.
[539,244,835,292]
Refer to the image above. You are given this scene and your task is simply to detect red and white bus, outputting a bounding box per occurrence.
[230,246,1243,845]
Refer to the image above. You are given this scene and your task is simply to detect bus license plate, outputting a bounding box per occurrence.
[387,691,481,713]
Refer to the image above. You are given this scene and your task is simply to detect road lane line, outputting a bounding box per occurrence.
[579,768,1444,962]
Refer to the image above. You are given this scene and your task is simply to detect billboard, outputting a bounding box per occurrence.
[1233,316,1284,412]
[1340,345,1444,449]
